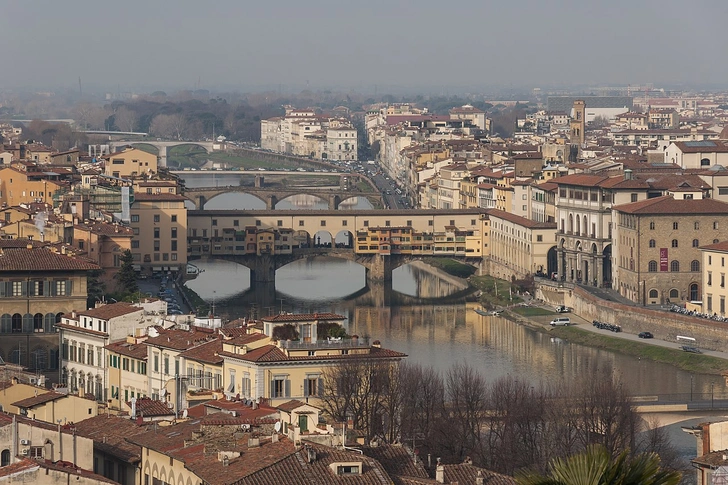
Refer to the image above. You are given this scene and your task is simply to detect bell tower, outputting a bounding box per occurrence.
[569,100,585,162]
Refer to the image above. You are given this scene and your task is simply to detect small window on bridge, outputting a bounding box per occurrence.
[256,221,261,226]
[321,220,326,227]
[342,220,348,226]
[299,221,304,227]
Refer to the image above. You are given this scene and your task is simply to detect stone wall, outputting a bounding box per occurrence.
[536,282,728,351]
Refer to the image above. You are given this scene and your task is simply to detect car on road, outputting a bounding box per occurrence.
[682,346,702,353]
[555,305,570,313]
[638,332,653,339]
[549,317,571,326]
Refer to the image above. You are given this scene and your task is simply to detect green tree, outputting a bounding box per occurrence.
[86,269,106,309]
[516,445,681,485]
[115,249,138,296]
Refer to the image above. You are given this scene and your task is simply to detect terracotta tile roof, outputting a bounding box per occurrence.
[78,302,143,321]
[0,239,45,249]
[70,415,146,464]
[132,193,187,202]
[693,449,728,467]
[613,195,728,215]
[552,174,610,187]
[178,338,224,365]
[487,209,557,230]
[136,181,177,186]
[55,322,108,336]
[220,345,406,364]
[234,442,393,485]
[534,182,558,192]
[438,463,516,485]
[131,397,175,417]
[225,333,269,347]
[673,141,728,153]
[0,247,100,271]
[700,241,728,252]
[145,327,217,351]
[0,459,40,478]
[105,339,149,359]
[276,400,308,413]
[261,313,346,323]
[75,221,133,236]
[12,391,66,408]
[361,445,429,480]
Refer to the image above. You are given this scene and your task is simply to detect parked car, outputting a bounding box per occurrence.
[638,332,653,339]
[555,306,570,313]
[682,346,702,353]
[550,317,571,326]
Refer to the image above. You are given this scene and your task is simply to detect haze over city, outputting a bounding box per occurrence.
[3,0,728,92]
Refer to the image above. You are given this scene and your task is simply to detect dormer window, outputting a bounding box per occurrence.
[330,462,362,475]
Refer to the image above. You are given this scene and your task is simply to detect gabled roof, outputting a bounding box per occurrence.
[70,415,146,464]
[105,339,148,359]
[178,337,224,365]
[614,195,728,215]
[0,247,100,272]
[77,302,142,321]
[12,391,66,408]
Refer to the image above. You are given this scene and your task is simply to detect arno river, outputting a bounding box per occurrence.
[182,172,727,459]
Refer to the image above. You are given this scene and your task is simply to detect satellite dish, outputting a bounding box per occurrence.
[182,409,188,418]
[274,421,282,433]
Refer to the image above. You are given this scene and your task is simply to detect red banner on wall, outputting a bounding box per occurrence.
[660,248,668,271]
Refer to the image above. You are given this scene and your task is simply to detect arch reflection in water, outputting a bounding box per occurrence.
[275,194,328,210]
[276,258,366,300]
[185,259,251,300]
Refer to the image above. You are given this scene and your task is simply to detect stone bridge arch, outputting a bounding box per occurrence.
[191,190,270,210]
[109,140,214,167]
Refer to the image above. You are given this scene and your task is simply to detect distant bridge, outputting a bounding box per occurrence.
[184,185,383,210]
[108,140,215,167]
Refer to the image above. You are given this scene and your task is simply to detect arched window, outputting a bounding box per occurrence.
[648,260,657,272]
[671,260,680,272]
[690,283,699,301]
[670,289,679,299]
[33,313,43,332]
[695,221,700,230]
[672,239,678,248]
[649,239,656,248]
[701,158,711,167]
[691,260,700,272]
[673,222,679,230]
[714,239,720,244]
[649,289,659,299]
[11,314,21,333]
[0,315,10,334]
[44,313,55,333]
[649,221,655,230]
[1,449,9,467]
[693,239,700,248]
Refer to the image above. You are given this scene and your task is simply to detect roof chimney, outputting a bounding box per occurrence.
[476,470,485,485]
[435,459,444,484]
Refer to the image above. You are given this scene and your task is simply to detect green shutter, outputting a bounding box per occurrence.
[66,280,73,296]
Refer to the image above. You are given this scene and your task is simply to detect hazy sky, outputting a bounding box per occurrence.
[2,0,727,92]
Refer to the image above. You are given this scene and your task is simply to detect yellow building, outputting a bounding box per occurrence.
[129,193,187,273]
[104,147,158,178]
[488,209,558,280]
[220,314,406,407]
[11,389,99,423]
[0,242,99,376]
[72,221,133,286]
[0,166,65,207]
[105,335,149,411]
[700,241,728,316]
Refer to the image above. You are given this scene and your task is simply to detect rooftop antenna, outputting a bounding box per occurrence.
[78,77,82,97]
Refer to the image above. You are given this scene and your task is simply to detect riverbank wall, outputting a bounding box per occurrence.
[536,282,728,352]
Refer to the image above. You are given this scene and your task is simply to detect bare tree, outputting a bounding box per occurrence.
[150,113,187,140]
[114,106,138,132]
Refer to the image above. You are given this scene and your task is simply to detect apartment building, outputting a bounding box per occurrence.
[611,128,719,148]
[0,166,66,207]
[664,140,728,169]
[488,209,558,280]
[0,242,99,375]
[105,335,149,410]
[129,193,187,274]
[103,147,158,178]
[72,221,133,285]
[612,196,728,305]
[700,241,728,317]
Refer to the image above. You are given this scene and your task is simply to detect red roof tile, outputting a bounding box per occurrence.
[105,339,148,359]
[0,247,100,272]
[614,196,728,215]
[178,338,223,365]
[70,414,146,463]
[78,302,143,320]
[262,313,346,323]
[12,391,66,408]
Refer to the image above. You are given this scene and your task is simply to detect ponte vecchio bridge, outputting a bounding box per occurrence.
[187,209,489,283]
[184,185,383,210]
